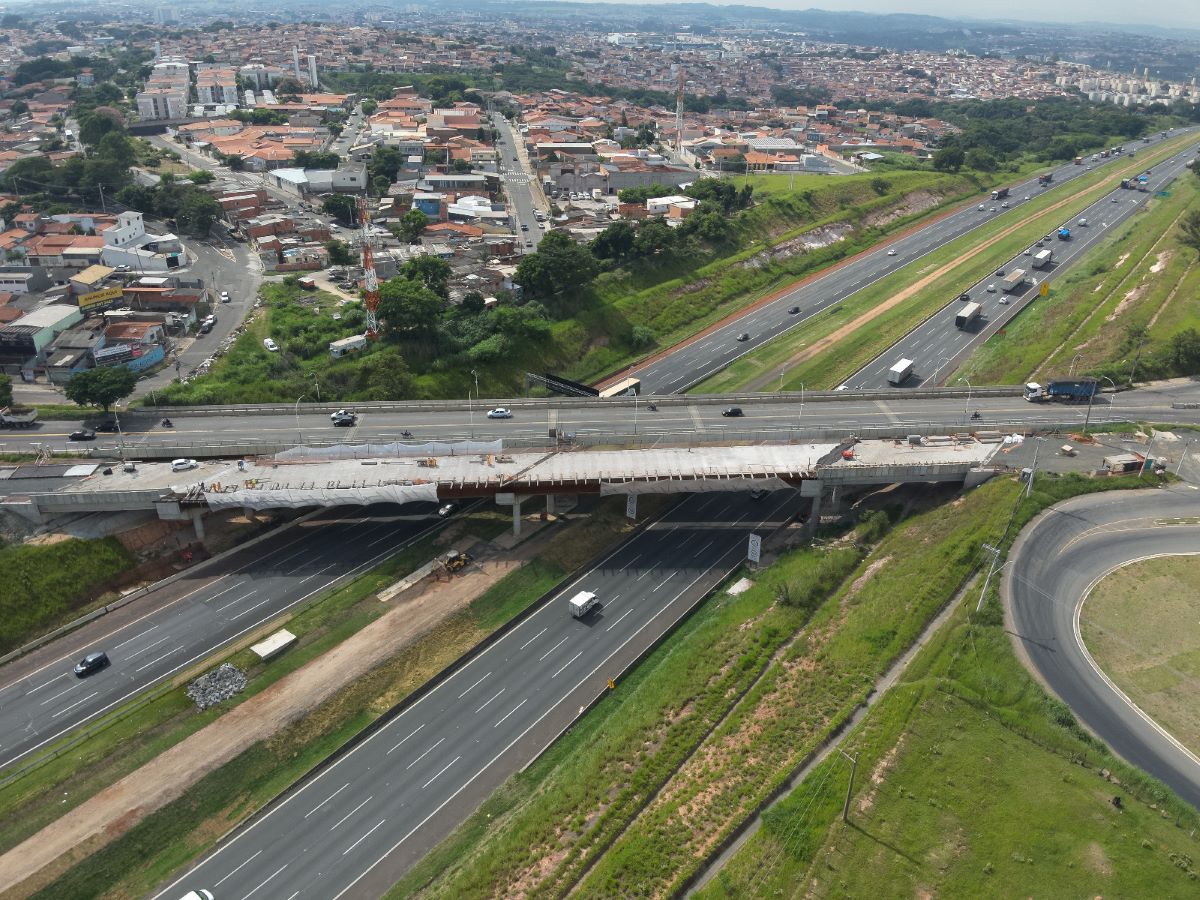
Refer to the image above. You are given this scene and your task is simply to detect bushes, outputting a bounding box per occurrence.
[0,538,134,653]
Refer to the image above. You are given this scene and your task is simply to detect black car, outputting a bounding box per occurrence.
[69,428,96,441]
[736,332,750,342]
[73,651,109,677]
[332,413,358,427]
[958,292,971,301]
[94,420,119,433]
[788,305,800,314]
[722,407,744,417]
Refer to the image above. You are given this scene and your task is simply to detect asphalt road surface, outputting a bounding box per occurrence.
[0,505,445,771]
[850,146,1200,389]
[5,381,1198,460]
[624,130,1196,395]
[1005,487,1200,810]
[492,113,544,253]
[156,489,800,900]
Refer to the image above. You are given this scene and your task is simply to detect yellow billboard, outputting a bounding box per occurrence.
[77,286,125,310]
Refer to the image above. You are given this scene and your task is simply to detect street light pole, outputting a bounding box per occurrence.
[470,368,478,441]
[1069,352,1082,377]
[1101,375,1116,422]
[312,373,320,403]
[294,394,307,444]
[958,377,973,419]
[1082,379,1097,434]
[1025,436,1046,499]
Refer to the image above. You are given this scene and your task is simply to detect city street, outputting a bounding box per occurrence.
[492,112,545,252]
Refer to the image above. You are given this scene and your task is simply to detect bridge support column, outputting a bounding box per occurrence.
[511,495,524,537]
[190,509,206,541]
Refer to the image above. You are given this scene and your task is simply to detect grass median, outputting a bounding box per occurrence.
[699,476,1200,898]
[694,132,1199,393]
[27,496,669,900]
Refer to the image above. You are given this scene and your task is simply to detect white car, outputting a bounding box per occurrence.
[171,458,198,472]
[263,338,278,352]
[978,204,985,211]
[220,291,231,303]
[986,284,997,293]
[487,407,513,419]
[330,408,352,420]
[998,297,1009,305]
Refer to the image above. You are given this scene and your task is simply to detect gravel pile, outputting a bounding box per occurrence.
[186,663,248,710]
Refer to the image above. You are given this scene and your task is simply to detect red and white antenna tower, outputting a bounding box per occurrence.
[357,195,381,337]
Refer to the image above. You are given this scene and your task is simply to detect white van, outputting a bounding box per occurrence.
[568,590,599,618]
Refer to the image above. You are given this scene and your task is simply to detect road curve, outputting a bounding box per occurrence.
[1005,486,1200,809]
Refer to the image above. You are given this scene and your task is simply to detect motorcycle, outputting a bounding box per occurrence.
[970,411,981,421]
[161,418,174,427]
[400,430,414,439]
[648,403,657,411]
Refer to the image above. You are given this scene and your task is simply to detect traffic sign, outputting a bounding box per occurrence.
[748,533,762,564]
[625,494,637,520]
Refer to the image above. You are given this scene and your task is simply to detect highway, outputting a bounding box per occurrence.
[0,505,444,771]
[622,130,1195,395]
[1005,488,1200,810]
[157,489,799,900]
[3,381,1197,460]
[850,146,1200,389]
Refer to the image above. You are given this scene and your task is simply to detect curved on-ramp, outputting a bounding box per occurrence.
[1005,486,1200,809]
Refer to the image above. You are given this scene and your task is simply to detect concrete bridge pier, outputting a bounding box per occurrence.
[190,509,206,541]
[799,479,825,537]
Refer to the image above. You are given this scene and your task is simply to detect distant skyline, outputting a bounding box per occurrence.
[574,0,1197,32]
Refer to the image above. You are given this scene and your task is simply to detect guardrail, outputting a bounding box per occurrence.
[134,386,1024,418]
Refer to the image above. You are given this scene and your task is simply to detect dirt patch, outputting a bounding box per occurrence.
[858,731,908,814]
[741,224,854,270]
[0,526,558,896]
[846,556,891,601]
[1115,252,1131,268]
[862,190,942,230]
[1150,250,1172,274]
[1106,283,1146,322]
[1084,840,1114,876]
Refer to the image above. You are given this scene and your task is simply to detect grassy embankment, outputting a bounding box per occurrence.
[27,497,668,900]
[694,132,1198,393]
[1081,554,1200,756]
[701,478,1200,899]
[0,537,134,656]
[389,477,1090,898]
[960,170,1200,386]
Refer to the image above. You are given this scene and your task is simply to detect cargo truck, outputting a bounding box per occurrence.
[1001,268,1027,292]
[569,590,599,618]
[1057,227,1071,240]
[0,406,37,428]
[592,188,604,201]
[887,358,914,385]
[990,187,1010,200]
[1074,156,1083,164]
[1037,173,1053,184]
[955,302,981,329]
[1120,179,1131,189]
[1031,248,1054,269]
[1023,377,1099,402]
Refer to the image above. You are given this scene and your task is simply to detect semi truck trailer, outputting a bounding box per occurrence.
[1031,248,1054,269]
[990,187,1010,200]
[887,358,914,385]
[1001,269,1027,292]
[1023,378,1099,402]
[1037,173,1053,184]
[955,302,981,329]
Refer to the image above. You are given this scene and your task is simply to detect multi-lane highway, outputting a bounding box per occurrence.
[1006,488,1200,809]
[622,130,1195,395]
[157,489,798,899]
[0,505,445,771]
[850,147,1200,389]
[3,381,1197,461]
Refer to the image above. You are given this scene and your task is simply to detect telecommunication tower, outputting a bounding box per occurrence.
[357,196,381,337]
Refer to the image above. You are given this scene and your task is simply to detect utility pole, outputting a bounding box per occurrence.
[1025,436,1046,499]
[977,543,1002,612]
[838,749,859,823]
[98,182,106,214]
[1082,381,1096,434]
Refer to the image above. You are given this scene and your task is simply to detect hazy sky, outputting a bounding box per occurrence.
[601,0,1198,31]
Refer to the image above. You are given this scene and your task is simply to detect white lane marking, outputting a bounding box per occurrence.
[202,580,250,607]
[215,589,259,613]
[50,691,98,718]
[422,756,461,789]
[229,597,273,620]
[621,554,643,571]
[343,819,387,855]
[38,683,80,706]
[386,724,425,756]
[134,646,183,673]
[552,651,582,679]
[494,698,528,728]
[475,688,505,714]
[652,575,674,593]
[239,863,288,900]
[538,636,568,662]
[405,737,445,771]
[367,530,399,548]
[693,540,715,559]
[213,850,262,887]
[605,608,634,633]
[304,783,350,819]
[112,624,159,651]
[299,563,337,584]
[125,635,171,659]
[24,673,68,695]
[457,671,491,699]
[518,627,547,650]
[329,796,373,831]
[636,567,654,581]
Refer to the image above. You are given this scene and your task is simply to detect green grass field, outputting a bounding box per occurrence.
[1081,554,1200,757]
[695,132,1199,393]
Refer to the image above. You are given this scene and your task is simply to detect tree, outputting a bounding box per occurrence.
[372,174,391,197]
[175,190,221,236]
[964,147,998,172]
[460,291,485,313]
[513,231,597,308]
[1170,328,1200,373]
[0,373,11,407]
[590,220,636,262]
[932,146,964,172]
[78,106,125,147]
[292,150,339,170]
[325,239,355,266]
[275,76,303,95]
[1180,209,1200,259]
[377,277,443,334]
[395,208,428,243]
[399,255,451,298]
[188,170,215,185]
[360,98,378,116]
[322,193,358,226]
[65,366,137,412]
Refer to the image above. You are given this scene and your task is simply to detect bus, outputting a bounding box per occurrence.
[599,377,641,398]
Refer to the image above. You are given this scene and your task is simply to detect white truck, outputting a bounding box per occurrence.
[887,358,914,385]
[569,590,599,618]
[591,188,604,201]
[0,406,38,428]
[1031,248,1053,269]
[1001,269,1027,293]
